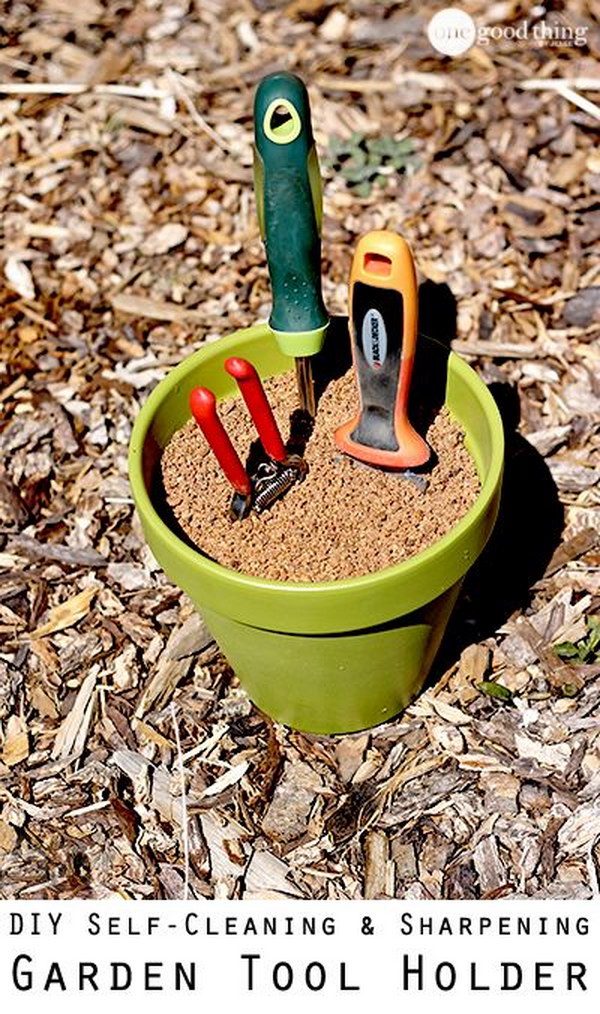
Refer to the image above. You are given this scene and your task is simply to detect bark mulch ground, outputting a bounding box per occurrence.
[0,0,599,900]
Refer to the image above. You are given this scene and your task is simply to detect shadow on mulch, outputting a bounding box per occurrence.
[440,382,564,662]
[415,279,564,674]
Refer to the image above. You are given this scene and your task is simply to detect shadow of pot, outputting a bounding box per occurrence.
[128,322,504,734]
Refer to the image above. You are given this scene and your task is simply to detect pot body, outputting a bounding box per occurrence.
[129,323,504,733]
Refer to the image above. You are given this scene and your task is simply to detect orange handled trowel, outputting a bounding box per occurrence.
[335,230,431,471]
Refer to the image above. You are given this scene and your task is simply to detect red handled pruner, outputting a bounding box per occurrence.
[190,358,307,520]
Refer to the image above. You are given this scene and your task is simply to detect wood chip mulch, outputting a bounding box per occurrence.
[0,0,599,900]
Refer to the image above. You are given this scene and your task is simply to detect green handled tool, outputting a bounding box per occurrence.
[254,71,329,417]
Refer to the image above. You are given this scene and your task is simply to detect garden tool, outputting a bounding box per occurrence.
[334,230,431,472]
[254,71,329,418]
[190,357,306,520]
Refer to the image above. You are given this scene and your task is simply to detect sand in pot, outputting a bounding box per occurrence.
[161,369,480,583]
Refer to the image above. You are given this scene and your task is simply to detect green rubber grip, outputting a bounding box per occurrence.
[254,72,328,357]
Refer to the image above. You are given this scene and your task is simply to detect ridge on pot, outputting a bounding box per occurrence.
[129,321,504,735]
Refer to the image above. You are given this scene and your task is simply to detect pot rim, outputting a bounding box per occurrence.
[129,322,504,596]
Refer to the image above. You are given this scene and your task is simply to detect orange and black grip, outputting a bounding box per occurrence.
[334,230,430,470]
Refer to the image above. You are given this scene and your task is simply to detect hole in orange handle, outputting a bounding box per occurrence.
[363,252,392,276]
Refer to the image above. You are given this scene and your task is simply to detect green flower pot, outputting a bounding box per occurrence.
[128,323,503,734]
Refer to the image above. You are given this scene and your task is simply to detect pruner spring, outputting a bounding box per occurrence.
[190,358,307,521]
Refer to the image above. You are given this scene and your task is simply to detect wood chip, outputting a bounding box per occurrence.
[134,655,192,718]
[335,734,369,782]
[261,761,322,842]
[111,292,206,322]
[548,461,600,493]
[2,716,29,767]
[201,760,249,799]
[0,819,18,854]
[30,588,96,638]
[543,528,600,578]
[52,671,97,760]
[363,830,390,899]
[563,287,600,327]
[4,258,36,300]
[140,223,188,256]
[199,811,247,883]
[244,849,303,898]
[473,835,506,894]
[525,425,572,457]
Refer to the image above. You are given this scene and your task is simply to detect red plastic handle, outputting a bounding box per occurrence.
[189,387,252,496]
[225,357,286,463]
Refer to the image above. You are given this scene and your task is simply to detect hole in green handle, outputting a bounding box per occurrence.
[271,105,293,132]
[263,98,301,144]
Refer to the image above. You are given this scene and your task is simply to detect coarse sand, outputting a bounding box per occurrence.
[161,369,481,583]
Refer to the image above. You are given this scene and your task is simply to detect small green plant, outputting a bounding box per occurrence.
[560,683,580,698]
[477,680,513,702]
[325,132,419,197]
[554,615,600,665]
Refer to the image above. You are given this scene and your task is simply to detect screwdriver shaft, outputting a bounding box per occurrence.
[295,356,316,418]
